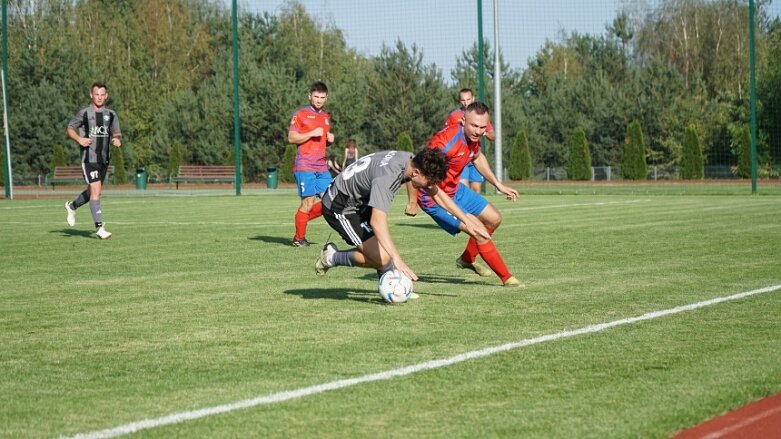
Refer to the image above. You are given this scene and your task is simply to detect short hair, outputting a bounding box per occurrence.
[459,88,474,96]
[345,139,356,148]
[465,101,490,116]
[310,81,328,94]
[91,82,108,91]
[411,148,449,185]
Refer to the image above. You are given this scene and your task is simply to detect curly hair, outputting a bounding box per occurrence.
[411,148,449,185]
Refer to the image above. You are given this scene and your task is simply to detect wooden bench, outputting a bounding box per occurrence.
[171,165,236,189]
[45,165,114,190]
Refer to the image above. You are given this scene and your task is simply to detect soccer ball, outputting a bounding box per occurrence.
[378,270,414,303]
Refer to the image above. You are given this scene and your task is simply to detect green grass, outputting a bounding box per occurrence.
[1,192,780,438]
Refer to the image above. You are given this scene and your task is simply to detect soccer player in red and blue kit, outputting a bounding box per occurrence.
[406,102,523,287]
[445,88,495,194]
[287,81,334,247]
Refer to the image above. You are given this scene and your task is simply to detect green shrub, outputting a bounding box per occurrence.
[396,131,414,152]
[508,129,533,180]
[621,121,647,180]
[112,147,128,184]
[567,127,592,180]
[680,124,704,179]
[167,142,184,181]
[733,125,751,178]
[50,144,67,172]
[280,144,297,183]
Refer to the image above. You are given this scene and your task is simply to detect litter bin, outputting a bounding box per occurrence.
[266,167,278,189]
[135,167,148,190]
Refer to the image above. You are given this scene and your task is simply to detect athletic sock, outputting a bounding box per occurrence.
[376,262,394,278]
[477,240,512,282]
[89,200,103,227]
[72,190,90,209]
[460,227,494,263]
[294,209,309,240]
[307,201,323,220]
[332,250,356,267]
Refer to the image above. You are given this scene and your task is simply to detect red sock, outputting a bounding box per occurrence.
[294,209,309,240]
[308,201,323,220]
[477,240,511,282]
[460,227,494,263]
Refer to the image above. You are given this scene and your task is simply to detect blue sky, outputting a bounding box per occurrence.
[239,0,781,80]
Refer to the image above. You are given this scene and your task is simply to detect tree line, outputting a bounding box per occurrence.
[2,0,780,184]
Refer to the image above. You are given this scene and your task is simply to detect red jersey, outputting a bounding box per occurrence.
[444,108,494,133]
[289,106,331,172]
[418,124,481,207]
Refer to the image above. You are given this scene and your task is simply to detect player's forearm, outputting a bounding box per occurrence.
[473,154,500,186]
[432,188,470,225]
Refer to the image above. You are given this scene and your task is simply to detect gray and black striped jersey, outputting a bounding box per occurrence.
[322,151,412,216]
[68,106,121,165]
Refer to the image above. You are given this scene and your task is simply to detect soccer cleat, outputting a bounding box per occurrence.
[96,226,113,240]
[503,276,525,288]
[408,292,420,300]
[65,202,76,227]
[455,257,493,277]
[292,238,310,247]
[315,242,338,276]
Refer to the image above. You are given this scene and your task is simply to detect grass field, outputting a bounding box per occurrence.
[1,189,780,438]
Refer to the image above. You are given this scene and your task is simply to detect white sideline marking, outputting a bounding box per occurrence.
[61,284,781,439]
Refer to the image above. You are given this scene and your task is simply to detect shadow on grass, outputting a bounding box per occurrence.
[249,235,320,247]
[51,229,95,239]
[284,287,385,304]
[395,223,440,230]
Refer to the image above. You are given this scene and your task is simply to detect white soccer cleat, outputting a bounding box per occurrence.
[315,242,338,275]
[65,202,76,227]
[96,226,113,240]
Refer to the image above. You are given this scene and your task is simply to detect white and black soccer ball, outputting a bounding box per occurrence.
[378,270,414,303]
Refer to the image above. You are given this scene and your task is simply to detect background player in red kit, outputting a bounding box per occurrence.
[445,88,495,193]
[287,81,334,247]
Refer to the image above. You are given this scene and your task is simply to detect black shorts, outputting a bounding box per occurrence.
[83,163,109,184]
[322,203,375,246]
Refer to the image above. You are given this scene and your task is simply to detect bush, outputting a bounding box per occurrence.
[680,124,704,179]
[567,127,592,180]
[396,131,415,152]
[50,144,67,172]
[113,147,128,184]
[509,129,532,180]
[732,125,751,178]
[167,142,184,181]
[621,121,647,180]
[280,144,297,183]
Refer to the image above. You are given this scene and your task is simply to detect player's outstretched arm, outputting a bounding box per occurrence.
[472,153,518,201]
[370,209,416,281]
[428,185,491,240]
[404,181,419,217]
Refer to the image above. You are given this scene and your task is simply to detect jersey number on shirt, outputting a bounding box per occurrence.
[340,154,373,180]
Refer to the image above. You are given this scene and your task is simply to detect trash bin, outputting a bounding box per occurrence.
[266,167,278,189]
[135,167,148,190]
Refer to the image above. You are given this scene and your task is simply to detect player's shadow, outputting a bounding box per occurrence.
[356,272,477,298]
[395,223,440,230]
[249,235,318,246]
[284,287,385,304]
[51,229,95,239]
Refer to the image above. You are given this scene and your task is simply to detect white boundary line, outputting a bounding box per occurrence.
[62,284,781,439]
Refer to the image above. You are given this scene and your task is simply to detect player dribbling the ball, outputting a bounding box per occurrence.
[315,148,488,298]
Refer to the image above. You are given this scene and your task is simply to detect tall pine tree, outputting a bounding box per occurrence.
[621,121,647,180]
[509,129,533,180]
[680,124,704,179]
[567,127,592,180]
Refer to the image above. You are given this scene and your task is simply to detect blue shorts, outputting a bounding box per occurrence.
[460,162,485,183]
[294,171,332,198]
[421,183,489,235]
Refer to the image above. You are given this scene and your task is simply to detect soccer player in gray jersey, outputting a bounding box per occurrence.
[316,148,488,290]
[63,82,122,239]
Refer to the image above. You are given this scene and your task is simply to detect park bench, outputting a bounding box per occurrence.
[171,165,236,189]
[45,165,114,190]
